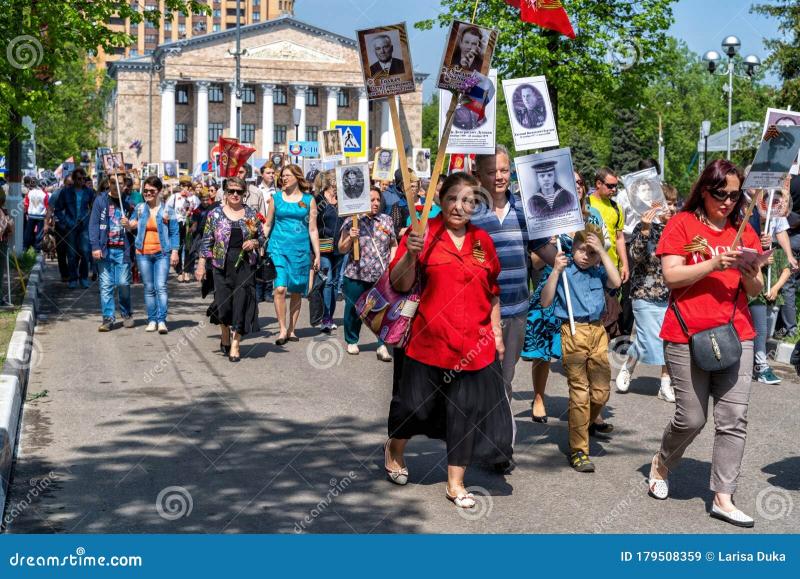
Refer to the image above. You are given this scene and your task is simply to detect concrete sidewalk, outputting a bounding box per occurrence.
[4,260,799,533]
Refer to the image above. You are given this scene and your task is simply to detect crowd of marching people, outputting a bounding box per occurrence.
[7,143,800,528]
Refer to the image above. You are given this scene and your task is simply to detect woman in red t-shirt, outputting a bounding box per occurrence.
[385,173,513,509]
[648,159,763,528]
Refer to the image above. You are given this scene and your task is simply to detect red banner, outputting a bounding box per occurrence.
[217,137,256,178]
[504,0,575,39]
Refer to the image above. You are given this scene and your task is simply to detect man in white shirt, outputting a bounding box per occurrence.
[24,176,49,251]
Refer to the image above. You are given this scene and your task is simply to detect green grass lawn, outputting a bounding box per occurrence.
[0,248,38,365]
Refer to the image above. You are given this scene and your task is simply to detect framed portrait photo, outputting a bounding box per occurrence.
[357,23,415,100]
[412,148,431,178]
[102,152,125,176]
[303,158,323,183]
[437,20,497,93]
[161,160,179,180]
[502,76,559,151]
[516,147,584,239]
[336,163,371,216]
[371,148,397,182]
[320,129,344,162]
[440,69,497,155]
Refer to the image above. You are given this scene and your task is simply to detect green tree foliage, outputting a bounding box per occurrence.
[752,0,800,109]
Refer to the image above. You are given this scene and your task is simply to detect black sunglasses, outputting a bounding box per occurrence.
[603,181,618,190]
[143,188,159,194]
[227,189,243,195]
[708,188,742,202]
[576,180,585,187]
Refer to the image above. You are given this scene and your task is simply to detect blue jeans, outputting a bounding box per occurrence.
[750,303,780,372]
[24,216,45,251]
[66,224,91,282]
[320,253,344,322]
[137,252,170,323]
[98,247,131,321]
[778,232,800,334]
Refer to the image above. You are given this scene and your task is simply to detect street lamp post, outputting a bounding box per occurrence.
[701,119,711,171]
[702,37,760,160]
[292,108,302,163]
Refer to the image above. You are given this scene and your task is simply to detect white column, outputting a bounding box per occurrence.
[357,87,369,156]
[261,84,275,157]
[159,80,177,161]
[380,98,395,148]
[194,81,210,164]
[293,84,307,141]
[326,86,339,129]
[228,81,238,138]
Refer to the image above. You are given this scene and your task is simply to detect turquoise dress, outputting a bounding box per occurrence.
[268,191,313,294]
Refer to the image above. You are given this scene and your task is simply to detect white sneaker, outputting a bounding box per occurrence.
[158,321,168,334]
[346,344,359,355]
[146,321,157,332]
[658,376,676,403]
[615,366,631,393]
[710,503,754,528]
[376,345,392,362]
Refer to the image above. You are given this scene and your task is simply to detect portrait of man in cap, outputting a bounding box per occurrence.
[514,84,547,129]
[527,160,575,217]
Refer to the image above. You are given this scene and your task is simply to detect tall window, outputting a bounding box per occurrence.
[305,87,319,107]
[306,125,320,142]
[145,34,157,43]
[208,84,223,103]
[253,12,260,21]
[208,122,223,142]
[175,124,188,143]
[241,124,256,144]
[212,24,221,32]
[274,125,287,144]
[337,89,350,108]
[176,86,189,104]
[241,86,255,104]
[273,86,287,105]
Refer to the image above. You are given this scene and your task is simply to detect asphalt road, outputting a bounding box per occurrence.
[4,261,799,534]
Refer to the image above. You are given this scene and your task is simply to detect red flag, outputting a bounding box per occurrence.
[505,0,575,39]
[217,136,256,178]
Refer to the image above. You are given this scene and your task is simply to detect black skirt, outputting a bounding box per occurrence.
[388,349,514,467]
[211,244,259,336]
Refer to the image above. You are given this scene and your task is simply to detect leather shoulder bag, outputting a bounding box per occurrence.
[670,286,742,372]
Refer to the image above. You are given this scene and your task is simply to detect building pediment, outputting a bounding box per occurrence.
[238,40,346,64]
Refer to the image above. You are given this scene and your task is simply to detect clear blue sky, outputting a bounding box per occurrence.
[294,0,780,99]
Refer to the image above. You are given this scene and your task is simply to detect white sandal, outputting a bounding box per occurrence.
[446,489,476,509]
[648,454,669,500]
[384,440,408,486]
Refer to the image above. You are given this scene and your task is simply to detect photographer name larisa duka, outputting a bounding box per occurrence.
[717,551,787,562]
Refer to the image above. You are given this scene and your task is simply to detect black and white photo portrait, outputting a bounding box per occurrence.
[357,23,415,100]
[502,76,559,151]
[336,162,371,215]
[516,148,584,239]
[320,129,344,162]
[513,84,546,129]
[437,20,497,92]
[372,148,397,182]
[412,148,431,178]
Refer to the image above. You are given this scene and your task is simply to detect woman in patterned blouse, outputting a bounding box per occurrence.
[338,186,397,361]
[615,183,678,400]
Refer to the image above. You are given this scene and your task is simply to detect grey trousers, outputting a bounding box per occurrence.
[501,312,527,401]
[658,340,754,494]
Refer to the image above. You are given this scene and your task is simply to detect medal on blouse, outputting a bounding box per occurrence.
[683,235,711,257]
[472,239,485,263]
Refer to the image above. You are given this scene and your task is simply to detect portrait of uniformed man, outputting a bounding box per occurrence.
[514,84,547,129]
[527,160,575,217]
[342,168,365,199]
[369,34,405,78]
[376,149,393,173]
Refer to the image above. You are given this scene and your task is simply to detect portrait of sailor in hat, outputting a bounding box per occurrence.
[527,159,576,218]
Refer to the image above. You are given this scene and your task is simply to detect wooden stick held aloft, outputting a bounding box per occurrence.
[416,97,459,234]
[388,97,417,232]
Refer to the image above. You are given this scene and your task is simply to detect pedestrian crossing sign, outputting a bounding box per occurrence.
[329,120,366,158]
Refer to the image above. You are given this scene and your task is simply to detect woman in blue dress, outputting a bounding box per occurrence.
[264,164,321,345]
[522,171,608,422]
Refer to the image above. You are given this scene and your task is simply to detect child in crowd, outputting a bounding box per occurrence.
[541,227,622,473]
[749,207,792,384]
[615,184,678,402]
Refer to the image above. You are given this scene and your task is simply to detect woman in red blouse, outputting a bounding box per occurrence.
[385,173,513,509]
[648,159,763,528]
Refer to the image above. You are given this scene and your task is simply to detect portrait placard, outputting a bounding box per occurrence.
[162,160,179,180]
[621,167,666,216]
[372,148,397,182]
[762,108,800,169]
[440,69,497,155]
[516,147,584,239]
[412,148,431,178]
[357,23,415,100]
[145,163,160,178]
[336,163,371,216]
[743,126,800,190]
[320,130,344,162]
[268,151,286,169]
[437,20,497,93]
[303,158,323,182]
[502,76,559,151]
[102,152,125,176]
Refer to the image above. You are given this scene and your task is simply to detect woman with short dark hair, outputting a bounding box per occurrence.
[648,160,763,528]
[196,176,265,362]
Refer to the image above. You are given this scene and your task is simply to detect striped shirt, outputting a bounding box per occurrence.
[471,192,532,318]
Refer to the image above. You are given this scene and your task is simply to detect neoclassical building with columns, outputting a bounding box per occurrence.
[106,16,426,169]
